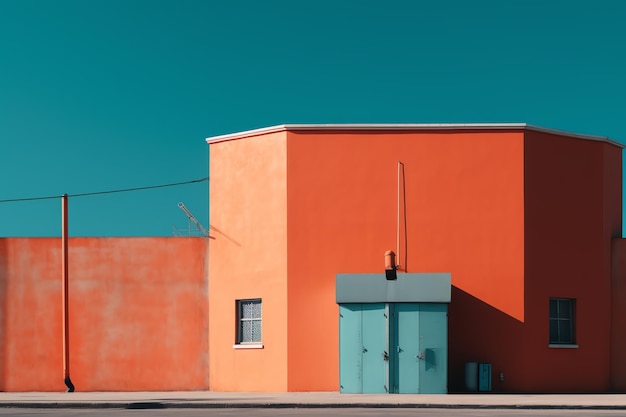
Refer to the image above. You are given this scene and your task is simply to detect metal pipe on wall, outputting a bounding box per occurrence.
[397,161,407,272]
[62,194,75,392]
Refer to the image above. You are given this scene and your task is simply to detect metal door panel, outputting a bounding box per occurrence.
[339,304,362,393]
[418,303,448,393]
[395,303,420,394]
[361,303,387,393]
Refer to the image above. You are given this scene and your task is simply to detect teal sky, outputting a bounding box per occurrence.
[1,0,625,236]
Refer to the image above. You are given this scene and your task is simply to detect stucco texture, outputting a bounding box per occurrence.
[0,237,208,391]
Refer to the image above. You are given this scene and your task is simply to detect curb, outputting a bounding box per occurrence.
[1,402,626,410]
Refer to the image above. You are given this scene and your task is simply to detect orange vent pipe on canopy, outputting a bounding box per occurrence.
[385,250,397,280]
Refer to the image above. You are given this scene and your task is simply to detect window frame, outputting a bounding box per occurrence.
[234,298,263,349]
[548,297,577,348]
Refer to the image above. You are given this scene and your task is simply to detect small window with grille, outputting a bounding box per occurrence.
[236,298,262,345]
[549,298,576,346]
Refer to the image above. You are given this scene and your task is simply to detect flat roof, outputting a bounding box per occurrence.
[205,123,624,148]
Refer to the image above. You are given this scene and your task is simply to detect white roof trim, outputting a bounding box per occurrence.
[205,123,623,148]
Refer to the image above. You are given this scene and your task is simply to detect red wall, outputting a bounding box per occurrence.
[0,237,209,391]
[523,132,622,392]
[611,238,626,391]
[285,129,526,391]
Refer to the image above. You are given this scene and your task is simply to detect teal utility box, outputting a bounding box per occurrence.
[478,363,492,392]
[465,362,492,392]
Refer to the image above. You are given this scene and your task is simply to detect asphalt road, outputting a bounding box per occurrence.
[1,409,625,417]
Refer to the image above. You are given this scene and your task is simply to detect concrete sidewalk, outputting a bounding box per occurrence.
[2,391,626,409]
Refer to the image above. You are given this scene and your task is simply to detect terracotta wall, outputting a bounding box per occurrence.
[0,237,209,392]
[611,238,626,391]
[523,132,622,392]
[285,130,526,391]
[208,132,289,391]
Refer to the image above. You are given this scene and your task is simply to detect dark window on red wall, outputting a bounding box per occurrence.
[549,298,575,344]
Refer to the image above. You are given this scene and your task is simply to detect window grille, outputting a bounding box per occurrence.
[237,299,262,344]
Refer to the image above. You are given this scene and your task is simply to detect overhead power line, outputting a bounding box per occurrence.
[0,176,209,204]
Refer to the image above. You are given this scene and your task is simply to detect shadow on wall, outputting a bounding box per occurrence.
[448,286,525,393]
[0,240,6,391]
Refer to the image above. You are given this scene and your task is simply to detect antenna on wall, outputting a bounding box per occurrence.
[176,202,212,237]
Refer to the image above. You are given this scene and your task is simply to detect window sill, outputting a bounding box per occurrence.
[548,344,579,349]
[233,343,264,349]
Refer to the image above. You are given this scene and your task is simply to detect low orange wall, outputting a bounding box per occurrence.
[0,237,208,392]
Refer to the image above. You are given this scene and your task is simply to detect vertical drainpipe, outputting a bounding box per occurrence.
[62,194,75,392]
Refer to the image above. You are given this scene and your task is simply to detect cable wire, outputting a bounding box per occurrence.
[0,176,209,204]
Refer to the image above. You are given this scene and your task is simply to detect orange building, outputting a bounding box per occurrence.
[207,124,626,393]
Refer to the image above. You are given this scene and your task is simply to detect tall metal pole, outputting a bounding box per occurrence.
[62,194,75,392]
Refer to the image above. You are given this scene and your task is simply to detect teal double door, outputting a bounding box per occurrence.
[339,303,447,394]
